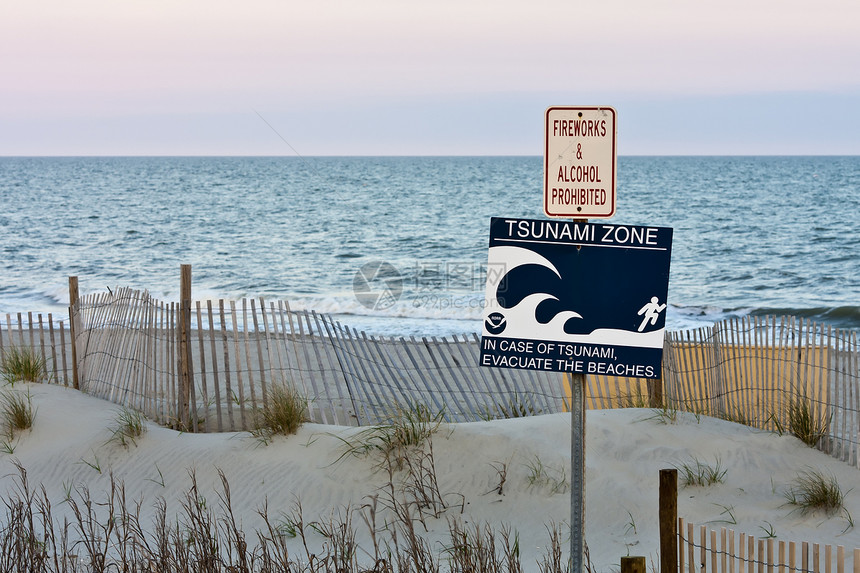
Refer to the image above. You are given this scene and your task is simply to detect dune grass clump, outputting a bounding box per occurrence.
[1,346,46,385]
[446,520,525,572]
[524,455,569,495]
[483,393,542,420]
[783,467,845,515]
[336,402,444,468]
[1,388,35,436]
[252,383,308,443]
[379,402,444,450]
[675,457,727,487]
[0,388,35,453]
[639,399,680,425]
[787,397,829,448]
[107,407,147,448]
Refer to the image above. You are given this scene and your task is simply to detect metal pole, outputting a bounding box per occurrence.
[179,264,192,429]
[571,371,586,573]
[570,218,588,573]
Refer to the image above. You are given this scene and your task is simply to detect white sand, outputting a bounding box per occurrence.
[4,382,860,570]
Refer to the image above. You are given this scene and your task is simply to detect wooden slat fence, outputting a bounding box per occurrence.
[72,288,180,426]
[0,312,73,387]
[65,289,567,430]
[3,288,859,469]
[574,372,660,410]
[679,518,860,573]
[663,315,860,468]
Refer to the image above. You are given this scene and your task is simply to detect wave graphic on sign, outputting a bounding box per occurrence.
[483,246,663,348]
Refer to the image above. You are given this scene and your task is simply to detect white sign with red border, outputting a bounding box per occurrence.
[544,106,617,219]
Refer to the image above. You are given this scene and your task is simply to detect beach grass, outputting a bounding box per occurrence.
[783,467,845,515]
[675,457,727,487]
[787,397,830,448]
[107,407,147,448]
[251,383,308,443]
[0,461,571,572]
[335,402,444,469]
[525,455,569,495]
[483,393,542,420]
[1,346,46,385]
[1,387,35,438]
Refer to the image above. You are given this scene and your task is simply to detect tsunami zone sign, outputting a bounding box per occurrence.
[480,217,673,379]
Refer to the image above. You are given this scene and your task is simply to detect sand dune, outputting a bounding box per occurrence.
[3,382,859,571]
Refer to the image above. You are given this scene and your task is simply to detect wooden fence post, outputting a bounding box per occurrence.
[179,264,192,429]
[650,367,664,408]
[660,468,678,573]
[622,556,646,573]
[68,276,80,390]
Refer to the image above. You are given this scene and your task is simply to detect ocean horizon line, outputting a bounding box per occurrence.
[2,153,860,159]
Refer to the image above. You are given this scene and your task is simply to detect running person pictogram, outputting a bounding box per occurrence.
[636,296,667,332]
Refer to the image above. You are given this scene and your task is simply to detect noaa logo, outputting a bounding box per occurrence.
[485,312,507,335]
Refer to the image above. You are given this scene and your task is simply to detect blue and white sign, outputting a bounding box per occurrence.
[480,217,673,379]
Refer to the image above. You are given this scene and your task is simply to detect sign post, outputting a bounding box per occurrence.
[570,369,586,573]
[544,107,615,570]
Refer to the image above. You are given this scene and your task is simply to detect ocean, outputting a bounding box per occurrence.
[1,156,858,336]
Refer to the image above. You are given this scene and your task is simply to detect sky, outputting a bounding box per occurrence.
[2,0,860,156]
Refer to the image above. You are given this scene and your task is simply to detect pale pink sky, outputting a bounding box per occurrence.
[2,0,859,155]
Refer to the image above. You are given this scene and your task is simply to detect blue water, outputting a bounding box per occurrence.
[1,156,858,335]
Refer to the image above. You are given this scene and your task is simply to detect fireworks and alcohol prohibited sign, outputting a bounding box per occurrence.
[544,106,617,219]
